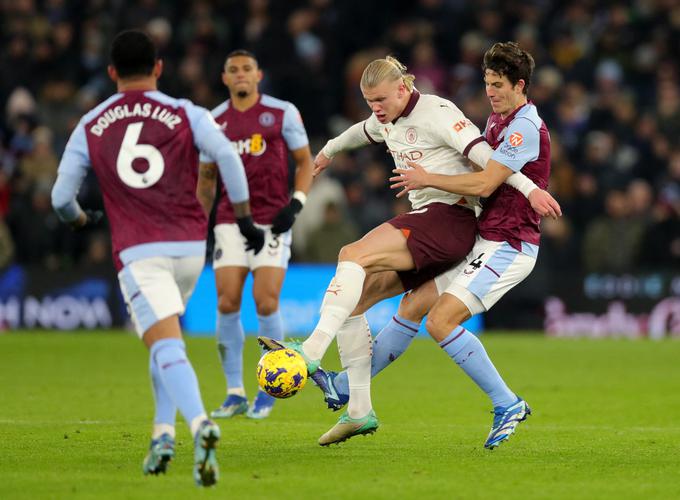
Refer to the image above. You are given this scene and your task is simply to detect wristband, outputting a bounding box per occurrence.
[506,173,538,198]
[292,190,307,207]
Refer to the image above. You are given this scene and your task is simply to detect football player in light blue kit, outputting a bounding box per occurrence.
[315,42,556,449]
[51,30,264,485]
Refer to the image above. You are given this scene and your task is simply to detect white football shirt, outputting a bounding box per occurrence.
[362,91,492,210]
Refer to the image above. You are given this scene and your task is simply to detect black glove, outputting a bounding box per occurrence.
[270,198,303,234]
[73,209,104,231]
[236,215,265,255]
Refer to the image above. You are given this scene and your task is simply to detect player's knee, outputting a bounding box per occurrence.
[217,294,240,314]
[398,292,428,322]
[338,242,364,264]
[255,296,279,316]
[425,308,451,339]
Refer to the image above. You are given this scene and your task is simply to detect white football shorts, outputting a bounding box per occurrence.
[118,255,204,337]
[434,236,538,316]
[212,223,292,270]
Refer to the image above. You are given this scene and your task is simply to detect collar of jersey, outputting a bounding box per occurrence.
[496,100,531,127]
[392,89,420,124]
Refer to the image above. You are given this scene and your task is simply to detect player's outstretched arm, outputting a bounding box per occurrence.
[392,159,512,198]
[196,162,218,216]
[316,119,382,176]
[312,150,332,177]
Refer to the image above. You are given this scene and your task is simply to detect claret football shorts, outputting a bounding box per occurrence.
[388,202,477,292]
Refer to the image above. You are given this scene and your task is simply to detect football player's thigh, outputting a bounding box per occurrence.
[252,266,286,303]
[448,238,508,294]
[215,267,249,312]
[446,239,532,313]
[251,227,292,270]
[213,223,248,268]
[173,255,206,307]
[353,270,405,314]
[118,257,184,338]
[433,258,469,296]
[348,223,414,272]
[477,252,536,311]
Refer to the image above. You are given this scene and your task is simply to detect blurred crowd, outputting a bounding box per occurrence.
[0,0,678,276]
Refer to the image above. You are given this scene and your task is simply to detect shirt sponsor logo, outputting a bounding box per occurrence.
[233,133,267,156]
[508,132,524,146]
[453,119,473,132]
[405,127,418,144]
[498,143,517,158]
[259,111,275,127]
[388,149,423,162]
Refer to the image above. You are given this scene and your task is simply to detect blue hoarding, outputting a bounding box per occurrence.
[183,264,483,336]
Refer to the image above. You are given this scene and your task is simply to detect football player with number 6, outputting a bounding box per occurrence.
[51,30,265,486]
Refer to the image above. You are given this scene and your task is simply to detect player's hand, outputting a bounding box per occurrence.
[389,161,429,198]
[528,189,562,219]
[313,151,331,177]
[71,209,105,231]
[236,216,265,255]
[271,198,303,234]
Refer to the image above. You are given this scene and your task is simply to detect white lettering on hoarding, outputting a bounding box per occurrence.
[21,296,113,329]
[544,297,680,338]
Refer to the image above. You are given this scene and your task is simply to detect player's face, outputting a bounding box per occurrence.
[484,70,525,117]
[361,79,408,124]
[223,56,262,98]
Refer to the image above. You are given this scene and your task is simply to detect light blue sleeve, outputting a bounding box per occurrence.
[491,117,540,172]
[51,121,90,222]
[185,103,250,204]
[198,107,220,163]
[281,103,309,151]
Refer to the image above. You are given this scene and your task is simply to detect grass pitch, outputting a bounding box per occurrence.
[1,331,679,499]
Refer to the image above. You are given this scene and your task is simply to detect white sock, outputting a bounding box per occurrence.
[152,423,175,439]
[303,261,366,361]
[338,314,373,418]
[227,387,246,397]
[190,413,208,438]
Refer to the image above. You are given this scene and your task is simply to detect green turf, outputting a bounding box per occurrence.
[1,332,679,499]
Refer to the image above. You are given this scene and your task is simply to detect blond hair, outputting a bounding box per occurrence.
[360,56,415,91]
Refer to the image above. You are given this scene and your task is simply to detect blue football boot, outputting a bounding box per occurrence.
[247,390,276,419]
[210,394,248,419]
[484,397,531,449]
[142,432,175,475]
[310,367,349,411]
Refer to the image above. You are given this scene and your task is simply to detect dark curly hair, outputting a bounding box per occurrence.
[110,30,157,78]
[482,42,535,95]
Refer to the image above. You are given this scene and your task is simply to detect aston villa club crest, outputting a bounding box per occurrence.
[259,111,275,127]
[405,127,418,144]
